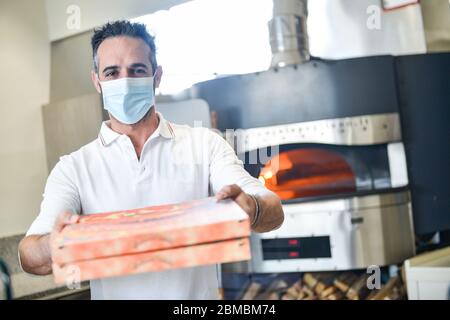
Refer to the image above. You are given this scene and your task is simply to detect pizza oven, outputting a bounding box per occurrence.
[183,52,449,277]
[235,113,414,272]
[238,113,415,273]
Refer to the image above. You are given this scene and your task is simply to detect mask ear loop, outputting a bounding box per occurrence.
[96,73,104,95]
[151,67,158,94]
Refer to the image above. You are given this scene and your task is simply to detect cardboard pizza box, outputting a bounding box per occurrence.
[51,197,251,282]
[53,237,250,284]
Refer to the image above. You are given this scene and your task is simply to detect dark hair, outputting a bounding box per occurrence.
[91,20,157,74]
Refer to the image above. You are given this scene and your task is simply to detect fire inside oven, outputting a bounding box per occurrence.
[258,148,356,200]
[244,143,392,202]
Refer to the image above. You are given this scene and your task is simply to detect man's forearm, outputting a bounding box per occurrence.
[253,191,284,233]
[18,234,53,275]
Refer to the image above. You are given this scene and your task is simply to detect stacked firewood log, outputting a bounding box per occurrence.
[240,271,406,300]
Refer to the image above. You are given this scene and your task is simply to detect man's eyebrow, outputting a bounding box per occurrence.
[128,63,148,69]
[102,65,119,74]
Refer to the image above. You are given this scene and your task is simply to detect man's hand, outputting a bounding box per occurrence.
[49,211,80,250]
[19,211,79,275]
[216,184,284,232]
[216,184,257,223]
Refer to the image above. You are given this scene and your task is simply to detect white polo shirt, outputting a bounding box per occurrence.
[26,112,267,300]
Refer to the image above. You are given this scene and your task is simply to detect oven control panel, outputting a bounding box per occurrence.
[261,236,332,260]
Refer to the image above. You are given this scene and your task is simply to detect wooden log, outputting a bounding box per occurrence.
[314,273,336,295]
[285,279,302,299]
[346,274,370,300]
[303,273,320,289]
[334,272,359,293]
[327,291,345,300]
[254,279,288,300]
[367,277,400,300]
[300,285,315,299]
[241,282,262,300]
[320,285,338,299]
[281,293,297,300]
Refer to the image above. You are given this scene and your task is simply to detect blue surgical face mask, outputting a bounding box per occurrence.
[100,76,155,125]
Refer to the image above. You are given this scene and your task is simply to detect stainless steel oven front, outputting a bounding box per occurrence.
[226,112,415,273]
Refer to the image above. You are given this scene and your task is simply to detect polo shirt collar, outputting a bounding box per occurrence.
[98,112,174,147]
[157,112,175,140]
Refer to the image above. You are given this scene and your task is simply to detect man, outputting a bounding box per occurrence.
[19,20,284,299]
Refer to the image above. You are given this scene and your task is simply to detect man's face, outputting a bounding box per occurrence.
[91,36,162,93]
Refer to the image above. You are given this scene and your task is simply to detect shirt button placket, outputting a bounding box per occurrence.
[121,137,140,185]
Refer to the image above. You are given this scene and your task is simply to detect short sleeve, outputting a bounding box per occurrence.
[208,130,267,196]
[26,156,81,236]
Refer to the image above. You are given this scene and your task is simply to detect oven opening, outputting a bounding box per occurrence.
[258,149,356,201]
[243,143,393,202]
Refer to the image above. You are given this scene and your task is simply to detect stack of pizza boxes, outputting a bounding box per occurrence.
[51,197,251,283]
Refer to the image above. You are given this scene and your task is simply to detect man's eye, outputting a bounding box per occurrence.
[105,71,117,77]
[135,69,146,74]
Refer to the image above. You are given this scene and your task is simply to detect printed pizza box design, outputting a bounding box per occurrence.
[53,238,251,283]
[51,197,251,283]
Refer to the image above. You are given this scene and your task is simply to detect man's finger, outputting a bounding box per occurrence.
[60,211,76,224]
[54,211,79,233]
[54,212,69,228]
[216,184,242,200]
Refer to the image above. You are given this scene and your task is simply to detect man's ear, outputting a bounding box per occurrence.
[91,70,102,94]
[154,66,163,89]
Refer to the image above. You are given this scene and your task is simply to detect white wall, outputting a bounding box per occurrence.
[45,0,190,41]
[0,0,50,237]
[45,0,428,56]
[308,0,426,59]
